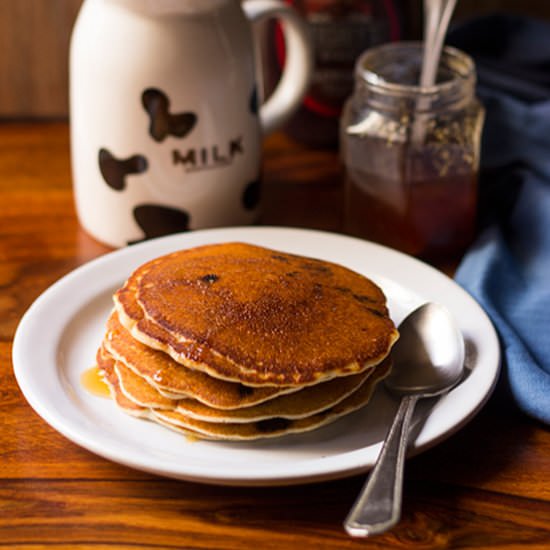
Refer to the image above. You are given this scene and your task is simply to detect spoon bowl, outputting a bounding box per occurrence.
[386,302,465,396]
[344,302,465,537]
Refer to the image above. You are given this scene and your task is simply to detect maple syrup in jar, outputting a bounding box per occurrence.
[341,42,485,260]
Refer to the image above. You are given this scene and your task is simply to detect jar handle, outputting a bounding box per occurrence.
[243,0,312,135]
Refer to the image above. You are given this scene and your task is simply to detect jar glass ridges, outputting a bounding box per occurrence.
[341,42,485,260]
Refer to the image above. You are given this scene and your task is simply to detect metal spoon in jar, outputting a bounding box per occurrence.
[412,0,458,145]
[420,0,458,89]
[344,302,465,537]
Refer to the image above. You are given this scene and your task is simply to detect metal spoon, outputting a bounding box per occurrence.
[412,0,457,145]
[344,302,465,537]
[420,0,458,89]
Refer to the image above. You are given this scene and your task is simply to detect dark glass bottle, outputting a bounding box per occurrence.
[271,0,402,148]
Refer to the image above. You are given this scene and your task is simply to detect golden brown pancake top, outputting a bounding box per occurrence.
[121,242,398,385]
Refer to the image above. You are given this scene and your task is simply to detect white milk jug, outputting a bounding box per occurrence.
[70,0,312,247]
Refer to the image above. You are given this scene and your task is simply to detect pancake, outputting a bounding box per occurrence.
[98,346,205,438]
[104,310,297,409]
[115,242,398,386]
[114,361,176,410]
[151,359,391,441]
[173,366,378,423]
[108,337,385,421]
[96,346,148,418]
[98,341,392,441]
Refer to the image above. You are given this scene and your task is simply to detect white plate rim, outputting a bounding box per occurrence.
[12,226,501,486]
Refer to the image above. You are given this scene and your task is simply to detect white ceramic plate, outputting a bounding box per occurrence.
[13,227,500,486]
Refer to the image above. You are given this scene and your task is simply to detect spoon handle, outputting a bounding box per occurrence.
[344,394,419,537]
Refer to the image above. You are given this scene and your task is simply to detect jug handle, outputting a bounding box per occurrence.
[243,0,313,136]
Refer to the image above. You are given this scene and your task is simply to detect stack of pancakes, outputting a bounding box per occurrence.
[96,242,399,441]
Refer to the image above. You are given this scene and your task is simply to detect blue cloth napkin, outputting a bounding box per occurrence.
[448,15,550,425]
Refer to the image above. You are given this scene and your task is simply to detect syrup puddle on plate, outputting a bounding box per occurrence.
[81,365,110,398]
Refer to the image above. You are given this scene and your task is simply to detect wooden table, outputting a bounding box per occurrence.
[2,122,549,549]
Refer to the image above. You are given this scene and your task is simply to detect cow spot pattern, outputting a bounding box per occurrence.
[242,178,261,210]
[130,204,191,244]
[142,88,197,143]
[98,148,148,191]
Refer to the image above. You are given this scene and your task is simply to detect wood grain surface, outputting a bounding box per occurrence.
[2,122,550,549]
[0,1,83,118]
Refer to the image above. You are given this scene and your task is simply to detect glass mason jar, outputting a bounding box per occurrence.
[341,42,485,260]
